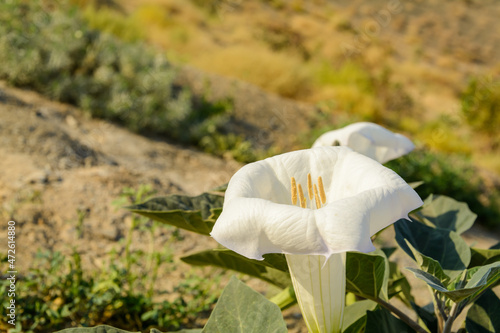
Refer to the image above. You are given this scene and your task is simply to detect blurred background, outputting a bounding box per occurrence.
[0,0,499,331]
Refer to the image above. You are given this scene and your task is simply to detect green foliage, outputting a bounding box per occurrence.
[386,148,500,227]
[415,194,477,234]
[345,252,388,301]
[364,308,413,333]
[466,289,500,333]
[461,76,500,139]
[395,219,471,280]
[341,300,378,333]
[0,249,216,332]
[0,0,262,163]
[127,192,225,236]
[202,276,288,333]
[181,250,291,289]
[55,277,287,333]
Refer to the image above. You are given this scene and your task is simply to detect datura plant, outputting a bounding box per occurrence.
[210,146,423,333]
[58,131,500,333]
[312,122,415,164]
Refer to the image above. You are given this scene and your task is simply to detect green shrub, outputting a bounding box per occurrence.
[461,76,500,141]
[386,149,500,228]
[0,0,250,157]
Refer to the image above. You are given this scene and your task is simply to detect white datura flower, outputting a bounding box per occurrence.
[312,122,415,164]
[211,146,423,333]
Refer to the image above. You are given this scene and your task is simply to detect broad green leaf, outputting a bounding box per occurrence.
[181,249,291,288]
[461,261,500,302]
[364,308,414,333]
[56,326,139,333]
[127,193,224,236]
[415,194,476,234]
[202,276,287,333]
[411,302,437,333]
[469,247,500,268]
[395,218,471,280]
[163,330,202,333]
[408,262,500,303]
[345,252,388,301]
[341,300,378,333]
[406,241,451,284]
[406,267,450,293]
[466,289,500,333]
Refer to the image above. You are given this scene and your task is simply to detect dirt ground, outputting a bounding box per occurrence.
[0,80,498,332]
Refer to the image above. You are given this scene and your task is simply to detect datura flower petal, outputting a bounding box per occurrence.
[211,146,423,260]
[312,122,415,163]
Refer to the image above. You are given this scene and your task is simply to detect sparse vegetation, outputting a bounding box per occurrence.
[0,185,223,333]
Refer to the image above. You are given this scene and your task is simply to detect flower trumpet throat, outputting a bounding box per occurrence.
[288,175,344,333]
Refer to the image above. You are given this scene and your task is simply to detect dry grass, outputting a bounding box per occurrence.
[193,45,312,98]
[76,0,500,175]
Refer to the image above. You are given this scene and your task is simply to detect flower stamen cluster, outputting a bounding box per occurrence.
[291,174,326,209]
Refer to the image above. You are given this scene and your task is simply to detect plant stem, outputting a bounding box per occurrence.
[442,303,459,333]
[432,291,446,332]
[375,298,428,333]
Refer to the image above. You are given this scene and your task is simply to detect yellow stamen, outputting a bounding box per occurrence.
[298,184,307,208]
[318,176,327,204]
[313,184,321,209]
[307,173,313,200]
[291,177,298,206]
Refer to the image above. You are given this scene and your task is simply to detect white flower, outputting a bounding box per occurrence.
[211,146,423,333]
[312,122,415,163]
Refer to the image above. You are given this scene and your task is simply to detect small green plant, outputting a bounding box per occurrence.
[0,185,223,332]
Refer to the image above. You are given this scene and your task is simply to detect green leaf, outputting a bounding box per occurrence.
[411,302,437,333]
[395,218,471,280]
[461,261,500,302]
[181,249,291,288]
[469,247,500,268]
[364,308,415,333]
[405,241,451,284]
[406,267,450,293]
[202,276,288,333]
[466,289,500,333]
[345,252,388,300]
[163,330,202,333]
[55,326,139,333]
[341,300,378,333]
[408,262,500,303]
[127,192,224,236]
[415,194,476,234]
